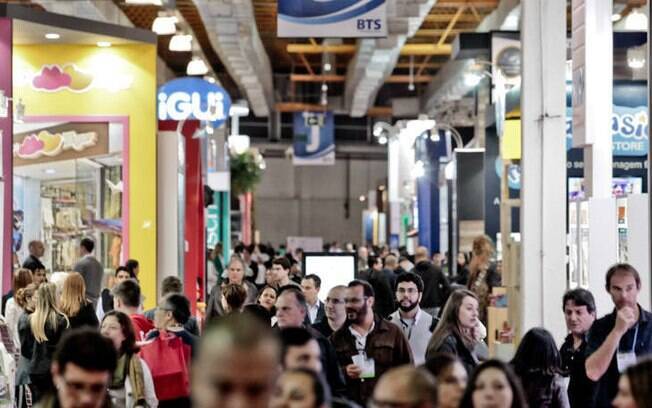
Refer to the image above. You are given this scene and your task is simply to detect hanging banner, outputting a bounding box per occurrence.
[278,0,387,38]
[566,105,649,156]
[293,112,335,165]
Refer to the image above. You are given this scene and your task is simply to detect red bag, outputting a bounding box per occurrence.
[139,331,191,401]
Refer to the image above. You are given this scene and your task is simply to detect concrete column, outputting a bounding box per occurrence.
[519,0,567,343]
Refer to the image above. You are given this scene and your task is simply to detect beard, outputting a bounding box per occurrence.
[346,305,368,324]
[398,300,419,313]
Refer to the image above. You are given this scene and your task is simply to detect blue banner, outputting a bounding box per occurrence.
[293,112,335,166]
[158,77,231,128]
[278,0,387,38]
[566,105,649,156]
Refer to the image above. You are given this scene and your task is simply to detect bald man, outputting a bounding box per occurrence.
[371,366,437,408]
[412,246,450,316]
[192,315,280,408]
[312,285,347,337]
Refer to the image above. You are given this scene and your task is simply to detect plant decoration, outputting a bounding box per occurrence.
[230,148,265,196]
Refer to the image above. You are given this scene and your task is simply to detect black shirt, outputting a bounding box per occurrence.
[586,306,652,408]
[312,319,337,338]
[560,333,595,408]
[22,255,45,272]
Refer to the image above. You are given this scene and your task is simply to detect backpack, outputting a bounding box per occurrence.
[139,332,190,401]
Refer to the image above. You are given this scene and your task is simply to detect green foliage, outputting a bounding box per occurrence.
[230,151,263,195]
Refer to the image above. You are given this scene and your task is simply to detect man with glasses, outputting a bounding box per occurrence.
[388,273,438,365]
[330,280,413,405]
[41,328,117,408]
[312,285,347,337]
[370,366,437,408]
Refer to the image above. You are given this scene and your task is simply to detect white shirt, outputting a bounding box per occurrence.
[348,321,376,353]
[307,301,320,324]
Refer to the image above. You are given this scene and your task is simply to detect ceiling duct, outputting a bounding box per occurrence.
[344,0,437,118]
[194,0,274,117]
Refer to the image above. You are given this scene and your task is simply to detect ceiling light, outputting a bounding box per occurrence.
[187,58,208,76]
[45,33,60,40]
[125,0,162,4]
[321,83,328,92]
[323,63,332,72]
[429,131,440,142]
[43,168,56,175]
[378,135,388,145]
[625,9,647,31]
[359,195,366,202]
[96,41,112,48]
[612,13,622,22]
[228,134,250,155]
[408,82,415,91]
[152,16,177,35]
[627,46,646,69]
[169,34,192,52]
[464,72,483,87]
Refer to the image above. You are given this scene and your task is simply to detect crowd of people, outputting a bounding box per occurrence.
[0,235,650,408]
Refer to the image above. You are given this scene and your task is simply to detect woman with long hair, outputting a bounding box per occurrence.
[423,353,468,408]
[19,282,69,402]
[269,368,330,408]
[100,311,158,408]
[4,268,33,346]
[60,272,99,329]
[460,360,527,408]
[467,235,501,324]
[612,357,652,408]
[257,285,278,312]
[14,283,37,404]
[426,289,481,374]
[511,328,569,407]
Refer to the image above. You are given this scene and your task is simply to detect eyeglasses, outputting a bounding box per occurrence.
[61,377,107,397]
[396,288,418,295]
[344,296,368,305]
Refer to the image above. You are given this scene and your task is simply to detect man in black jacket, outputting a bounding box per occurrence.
[412,246,450,316]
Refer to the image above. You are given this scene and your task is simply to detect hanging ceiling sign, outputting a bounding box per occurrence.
[278,0,387,38]
[158,77,231,128]
[293,112,335,165]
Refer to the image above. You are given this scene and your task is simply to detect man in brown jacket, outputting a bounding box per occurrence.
[330,280,413,405]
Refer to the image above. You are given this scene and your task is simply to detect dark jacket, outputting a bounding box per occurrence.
[23,255,45,273]
[413,261,450,309]
[307,326,347,398]
[330,317,413,404]
[519,373,570,408]
[367,270,395,318]
[19,313,69,376]
[67,301,99,329]
[426,332,478,375]
[205,280,258,322]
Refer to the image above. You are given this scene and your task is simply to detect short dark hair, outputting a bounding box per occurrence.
[279,327,315,363]
[113,279,141,308]
[606,263,641,290]
[563,288,596,314]
[161,293,191,324]
[125,259,139,275]
[80,238,95,253]
[395,272,424,292]
[115,266,134,279]
[54,328,117,374]
[221,283,247,311]
[283,368,328,407]
[161,276,182,297]
[273,257,291,271]
[367,255,380,269]
[348,279,375,298]
[279,287,308,314]
[102,311,138,354]
[423,352,461,378]
[303,274,321,289]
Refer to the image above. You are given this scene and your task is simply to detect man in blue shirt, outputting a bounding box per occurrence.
[585,263,652,408]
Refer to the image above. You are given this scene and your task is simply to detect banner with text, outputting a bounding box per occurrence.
[278,0,387,38]
[293,112,335,165]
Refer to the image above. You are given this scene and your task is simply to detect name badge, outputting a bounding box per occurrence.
[617,351,637,373]
[352,353,376,379]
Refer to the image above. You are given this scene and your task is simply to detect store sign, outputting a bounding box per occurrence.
[293,112,335,165]
[278,0,387,38]
[566,106,649,156]
[158,78,231,128]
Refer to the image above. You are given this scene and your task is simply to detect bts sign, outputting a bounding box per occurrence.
[278,0,387,38]
[158,77,231,128]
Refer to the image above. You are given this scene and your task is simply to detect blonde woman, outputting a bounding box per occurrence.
[18,282,69,402]
[467,235,501,324]
[60,272,99,329]
[426,289,481,374]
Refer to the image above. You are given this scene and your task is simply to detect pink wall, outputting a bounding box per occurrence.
[0,19,12,294]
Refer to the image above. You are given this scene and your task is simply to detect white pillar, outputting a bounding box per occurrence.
[520,0,568,343]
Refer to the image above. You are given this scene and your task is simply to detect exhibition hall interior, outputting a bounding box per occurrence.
[0,1,650,408]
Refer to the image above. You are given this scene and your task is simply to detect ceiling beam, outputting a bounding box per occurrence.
[290,74,432,83]
[287,43,357,54]
[400,44,452,56]
[424,14,483,23]
[275,102,392,116]
[434,0,499,6]
[414,28,465,37]
[438,6,466,46]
